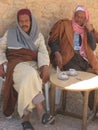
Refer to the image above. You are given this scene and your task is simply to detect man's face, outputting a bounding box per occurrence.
[74,11,86,26]
[18,14,31,33]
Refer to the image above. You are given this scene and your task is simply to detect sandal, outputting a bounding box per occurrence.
[22,121,34,130]
[42,113,55,125]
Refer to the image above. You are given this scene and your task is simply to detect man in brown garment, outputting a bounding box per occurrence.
[48,5,98,116]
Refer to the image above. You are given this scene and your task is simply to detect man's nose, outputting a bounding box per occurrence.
[22,21,26,25]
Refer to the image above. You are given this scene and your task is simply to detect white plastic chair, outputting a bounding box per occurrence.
[44,82,51,111]
[44,82,61,111]
[44,66,62,111]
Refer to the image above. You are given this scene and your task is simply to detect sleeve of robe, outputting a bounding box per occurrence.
[0,31,8,65]
[36,33,50,68]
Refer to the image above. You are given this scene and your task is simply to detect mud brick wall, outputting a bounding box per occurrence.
[0,0,98,45]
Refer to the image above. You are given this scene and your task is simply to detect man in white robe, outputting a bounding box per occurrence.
[0,8,54,130]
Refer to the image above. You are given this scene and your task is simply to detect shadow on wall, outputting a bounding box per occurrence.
[41,16,60,44]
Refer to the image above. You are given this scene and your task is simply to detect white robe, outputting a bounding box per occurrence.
[0,32,50,117]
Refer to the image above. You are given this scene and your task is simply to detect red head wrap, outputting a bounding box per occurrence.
[17,8,31,17]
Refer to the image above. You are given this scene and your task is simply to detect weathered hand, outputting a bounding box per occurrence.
[40,65,50,84]
[54,51,63,69]
[0,64,5,78]
[84,21,93,32]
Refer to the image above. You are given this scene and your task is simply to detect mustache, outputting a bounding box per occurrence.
[21,25,28,28]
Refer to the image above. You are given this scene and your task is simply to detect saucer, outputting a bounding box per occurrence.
[58,72,69,80]
[66,69,78,76]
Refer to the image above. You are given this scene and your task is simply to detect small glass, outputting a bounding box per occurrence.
[56,66,61,73]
